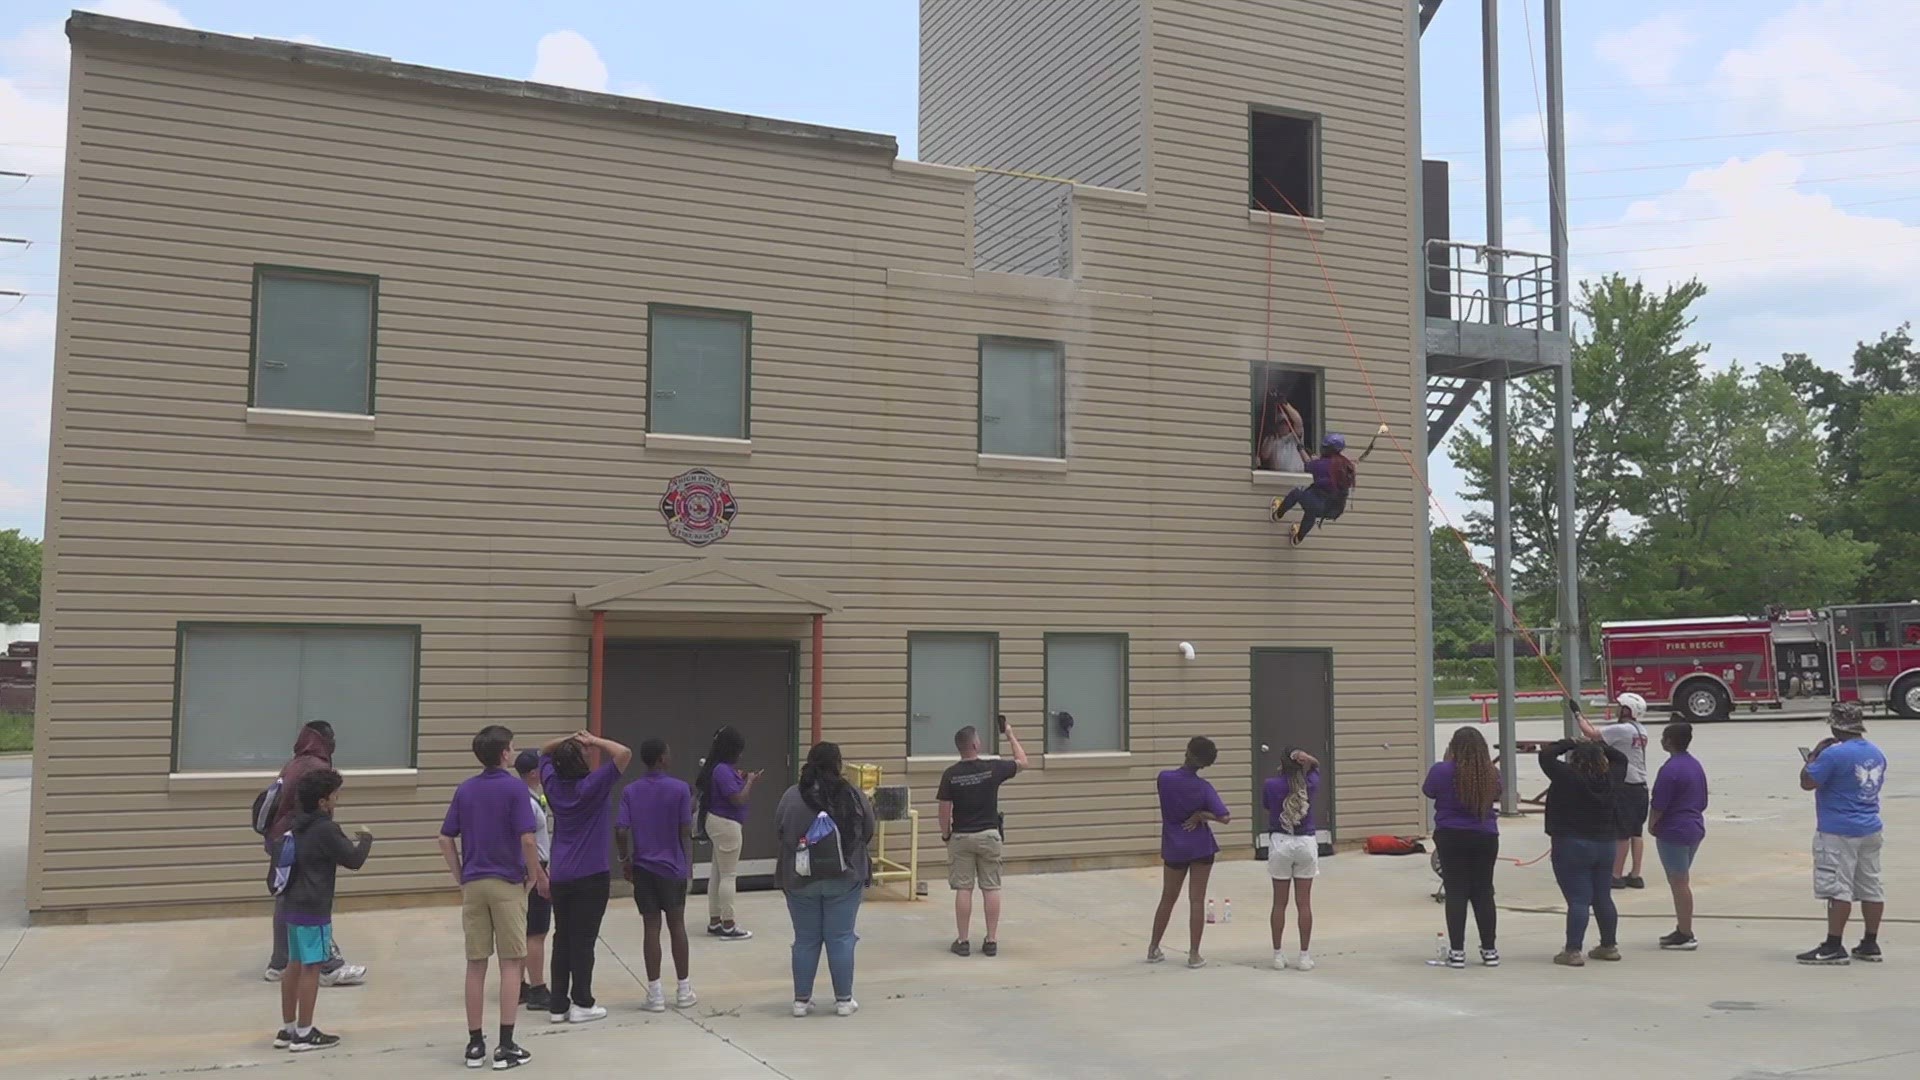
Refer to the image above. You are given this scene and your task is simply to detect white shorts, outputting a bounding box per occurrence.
[1266,833,1319,880]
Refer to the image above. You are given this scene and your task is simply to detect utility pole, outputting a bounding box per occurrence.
[1482,0,1517,814]
[1546,0,1582,735]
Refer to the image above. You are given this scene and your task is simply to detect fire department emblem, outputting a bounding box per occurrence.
[1869,656,1889,673]
[660,469,738,548]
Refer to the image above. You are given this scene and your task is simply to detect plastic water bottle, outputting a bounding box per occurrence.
[1223,898,1233,923]
[1206,898,1217,924]
[1433,932,1448,966]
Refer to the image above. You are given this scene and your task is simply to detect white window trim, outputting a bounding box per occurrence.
[167,767,420,793]
[1249,208,1327,231]
[977,453,1068,473]
[246,407,377,432]
[1250,469,1312,490]
[1039,751,1133,770]
[644,432,753,456]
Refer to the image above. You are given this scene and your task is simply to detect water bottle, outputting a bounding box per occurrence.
[1223,898,1233,923]
[1434,932,1448,965]
[1206,898,1217,924]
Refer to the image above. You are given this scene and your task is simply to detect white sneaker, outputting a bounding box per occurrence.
[1272,951,1288,970]
[318,964,366,987]
[835,998,859,1017]
[1296,953,1316,972]
[263,967,285,983]
[792,1000,813,1017]
[548,1012,568,1024]
[642,991,667,1013]
[675,985,698,1009]
[566,1005,607,1023]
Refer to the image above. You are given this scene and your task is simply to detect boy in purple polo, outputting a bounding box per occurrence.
[1147,737,1231,969]
[616,738,697,1013]
[1649,721,1709,951]
[438,725,547,1070]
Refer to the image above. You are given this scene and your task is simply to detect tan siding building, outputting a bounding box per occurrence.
[29,2,1430,921]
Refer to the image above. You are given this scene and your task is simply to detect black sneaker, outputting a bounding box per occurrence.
[982,940,998,957]
[1445,949,1467,969]
[707,922,727,937]
[1625,875,1646,890]
[714,925,754,941]
[1610,877,1628,890]
[465,1040,487,1069]
[1659,931,1699,951]
[494,1042,532,1070]
[950,939,970,957]
[1852,940,1884,963]
[523,986,551,1012]
[290,1029,340,1053]
[1797,942,1850,966]
[273,1028,295,1050]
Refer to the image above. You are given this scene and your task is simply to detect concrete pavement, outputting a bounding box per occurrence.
[1,719,1917,1079]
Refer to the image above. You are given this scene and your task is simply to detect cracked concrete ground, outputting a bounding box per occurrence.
[1,716,1916,1079]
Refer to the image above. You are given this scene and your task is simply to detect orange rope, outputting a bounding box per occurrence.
[1257,176,1581,708]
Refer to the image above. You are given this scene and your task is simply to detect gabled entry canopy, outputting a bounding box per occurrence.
[574,555,841,617]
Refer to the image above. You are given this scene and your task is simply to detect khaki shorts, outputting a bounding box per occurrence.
[1813,831,1885,904]
[462,877,529,962]
[948,829,1004,891]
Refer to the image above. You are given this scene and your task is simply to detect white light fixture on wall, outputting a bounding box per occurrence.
[1177,642,1196,661]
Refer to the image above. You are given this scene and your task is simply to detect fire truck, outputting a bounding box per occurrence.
[1600,601,1920,722]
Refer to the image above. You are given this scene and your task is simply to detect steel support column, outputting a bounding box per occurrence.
[1546,0,1582,734]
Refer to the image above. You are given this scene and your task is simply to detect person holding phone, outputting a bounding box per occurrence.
[938,716,1028,957]
[1797,702,1889,965]
[695,726,764,941]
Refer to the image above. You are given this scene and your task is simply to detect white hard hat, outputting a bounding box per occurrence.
[1617,692,1648,719]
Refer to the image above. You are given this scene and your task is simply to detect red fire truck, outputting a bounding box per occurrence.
[1601,601,1920,722]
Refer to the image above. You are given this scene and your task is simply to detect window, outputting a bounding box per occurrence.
[649,306,750,439]
[173,624,419,771]
[979,337,1065,459]
[251,267,378,414]
[1845,610,1895,649]
[1251,362,1321,473]
[1249,108,1319,217]
[1045,634,1128,753]
[907,633,997,757]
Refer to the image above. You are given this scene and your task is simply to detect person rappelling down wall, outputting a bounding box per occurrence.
[1270,434,1357,546]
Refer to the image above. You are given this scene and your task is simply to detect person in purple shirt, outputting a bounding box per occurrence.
[616,738,698,1013]
[1269,433,1356,546]
[1148,737,1231,969]
[1649,722,1708,952]
[1263,748,1322,971]
[537,730,630,1025]
[436,725,545,1071]
[1423,727,1502,969]
[694,726,764,942]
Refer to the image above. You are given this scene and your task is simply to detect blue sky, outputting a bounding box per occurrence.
[4,0,1917,540]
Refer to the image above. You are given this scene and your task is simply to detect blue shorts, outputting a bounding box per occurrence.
[287,923,334,966]
[1656,838,1700,877]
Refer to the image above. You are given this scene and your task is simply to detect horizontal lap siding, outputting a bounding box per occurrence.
[35,11,1421,916]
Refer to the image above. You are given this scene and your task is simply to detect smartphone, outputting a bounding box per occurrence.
[996,714,1009,735]
[1798,746,1812,762]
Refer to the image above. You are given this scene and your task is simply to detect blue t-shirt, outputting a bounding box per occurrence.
[1806,738,1887,837]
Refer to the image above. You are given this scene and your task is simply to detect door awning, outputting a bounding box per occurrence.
[574,555,841,617]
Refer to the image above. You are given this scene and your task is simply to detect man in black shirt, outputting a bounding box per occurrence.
[938,717,1029,957]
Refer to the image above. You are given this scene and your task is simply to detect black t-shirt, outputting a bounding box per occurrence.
[937,758,1019,834]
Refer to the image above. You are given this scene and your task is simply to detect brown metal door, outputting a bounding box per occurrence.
[601,643,796,874]
[1250,649,1336,851]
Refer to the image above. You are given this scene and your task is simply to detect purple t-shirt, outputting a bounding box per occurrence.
[617,772,694,879]
[541,758,621,884]
[1650,751,1709,846]
[1423,761,1501,834]
[704,763,749,824]
[1157,768,1229,864]
[440,767,538,884]
[1263,770,1320,835]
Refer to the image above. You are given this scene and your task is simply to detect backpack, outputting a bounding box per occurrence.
[251,778,284,836]
[792,810,848,879]
[267,830,297,896]
[1323,457,1357,522]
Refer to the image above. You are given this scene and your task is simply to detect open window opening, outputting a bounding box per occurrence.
[1251,363,1320,474]
[1249,108,1319,217]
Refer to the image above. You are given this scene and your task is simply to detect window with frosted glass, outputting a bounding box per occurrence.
[907,633,997,757]
[174,625,418,771]
[979,337,1065,458]
[1045,634,1128,752]
[649,307,750,438]
[251,269,377,414]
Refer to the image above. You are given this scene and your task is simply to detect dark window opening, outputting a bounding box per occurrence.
[1251,363,1320,473]
[1249,109,1318,216]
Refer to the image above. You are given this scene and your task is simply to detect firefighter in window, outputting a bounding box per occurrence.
[1270,433,1356,546]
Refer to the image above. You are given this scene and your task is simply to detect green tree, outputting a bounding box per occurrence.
[1777,325,1920,491]
[0,530,41,624]
[1854,393,1920,601]
[1449,274,1710,633]
[1430,528,1494,659]
[1601,367,1873,618]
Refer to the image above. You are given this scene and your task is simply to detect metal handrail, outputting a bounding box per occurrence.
[1425,239,1557,329]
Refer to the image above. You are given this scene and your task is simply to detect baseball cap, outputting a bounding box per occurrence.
[514,748,541,775]
[1830,701,1867,735]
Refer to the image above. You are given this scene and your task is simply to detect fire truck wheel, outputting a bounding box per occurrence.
[1892,675,1920,720]
[1675,679,1731,723]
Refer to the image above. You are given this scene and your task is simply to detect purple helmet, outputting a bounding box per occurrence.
[1321,432,1347,452]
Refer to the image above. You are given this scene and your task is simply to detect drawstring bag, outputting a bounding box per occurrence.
[1363,835,1426,856]
[793,810,848,879]
[267,831,297,895]
[250,778,284,835]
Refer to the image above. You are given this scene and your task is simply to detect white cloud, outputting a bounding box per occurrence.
[1595,13,1697,90]
[531,30,609,93]
[1714,0,1918,131]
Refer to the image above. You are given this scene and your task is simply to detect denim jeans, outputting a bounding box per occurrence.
[1278,486,1331,538]
[785,877,862,1002]
[1550,836,1619,951]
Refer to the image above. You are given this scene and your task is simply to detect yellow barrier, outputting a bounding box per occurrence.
[848,763,920,901]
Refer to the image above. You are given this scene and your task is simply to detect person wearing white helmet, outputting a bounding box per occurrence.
[1580,693,1651,889]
